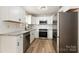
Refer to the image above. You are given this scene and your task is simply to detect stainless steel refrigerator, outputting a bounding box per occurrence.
[59,12,78,53]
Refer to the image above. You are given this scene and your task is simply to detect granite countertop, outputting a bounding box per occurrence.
[0,28,34,36]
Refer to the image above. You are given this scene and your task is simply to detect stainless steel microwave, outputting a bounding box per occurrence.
[39,21,47,24]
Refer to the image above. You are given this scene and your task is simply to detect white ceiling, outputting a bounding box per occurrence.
[24,6,61,15]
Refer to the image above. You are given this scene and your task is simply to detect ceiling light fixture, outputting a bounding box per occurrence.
[40,6,47,10]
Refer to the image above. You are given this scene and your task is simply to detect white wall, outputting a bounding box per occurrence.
[31,15,53,39]
[0,6,26,33]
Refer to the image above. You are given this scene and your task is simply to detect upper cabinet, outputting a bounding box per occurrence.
[0,7,26,23]
[31,16,53,25]
[26,15,32,24]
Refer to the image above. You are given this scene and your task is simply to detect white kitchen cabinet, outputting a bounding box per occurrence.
[31,16,36,24]
[30,30,35,43]
[0,34,23,53]
[0,36,17,53]
[0,7,26,23]
[26,15,32,24]
[17,35,23,53]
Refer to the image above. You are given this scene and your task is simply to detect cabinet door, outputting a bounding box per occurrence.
[30,30,35,43]
[0,36,17,53]
[59,12,78,53]
[17,35,23,53]
[26,15,31,24]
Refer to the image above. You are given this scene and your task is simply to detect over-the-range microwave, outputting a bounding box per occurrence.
[39,21,47,24]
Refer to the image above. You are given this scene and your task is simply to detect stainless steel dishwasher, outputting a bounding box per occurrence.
[23,32,30,53]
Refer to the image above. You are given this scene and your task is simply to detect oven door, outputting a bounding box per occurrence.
[39,29,47,37]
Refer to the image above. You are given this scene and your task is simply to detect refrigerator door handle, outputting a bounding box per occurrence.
[57,36,59,38]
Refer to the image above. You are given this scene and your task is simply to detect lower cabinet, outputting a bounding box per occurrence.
[30,30,35,43]
[17,35,23,53]
[0,34,23,53]
[0,32,30,53]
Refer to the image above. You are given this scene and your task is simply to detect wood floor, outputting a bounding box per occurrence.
[26,38,56,53]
